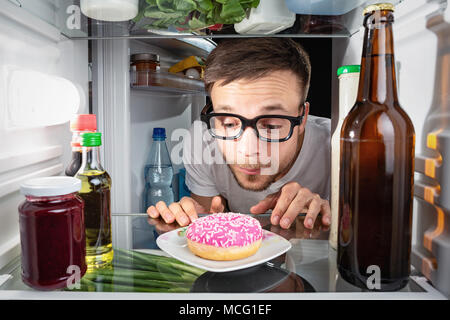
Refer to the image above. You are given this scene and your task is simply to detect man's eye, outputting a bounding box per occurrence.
[219,118,239,128]
[263,124,281,130]
[260,123,282,130]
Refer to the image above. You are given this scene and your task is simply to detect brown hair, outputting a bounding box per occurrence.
[204,38,311,102]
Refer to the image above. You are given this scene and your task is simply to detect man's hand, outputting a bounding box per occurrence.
[249,182,331,230]
[147,195,225,226]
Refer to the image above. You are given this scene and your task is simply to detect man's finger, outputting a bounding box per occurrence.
[156,201,175,224]
[271,186,299,225]
[186,197,207,213]
[278,188,313,229]
[250,192,279,214]
[147,205,159,218]
[169,202,190,226]
[180,197,199,222]
[210,196,224,213]
[321,200,331,226]
[304,195,323,229]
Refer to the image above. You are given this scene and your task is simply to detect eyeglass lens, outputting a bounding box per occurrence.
[209,115,292,140]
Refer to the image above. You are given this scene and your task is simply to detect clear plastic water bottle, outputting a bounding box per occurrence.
[144,128,174,210]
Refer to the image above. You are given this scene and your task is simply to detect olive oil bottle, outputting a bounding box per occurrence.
[76,132,113,269]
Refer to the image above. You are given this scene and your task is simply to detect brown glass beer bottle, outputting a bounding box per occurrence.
[337,3,415,291]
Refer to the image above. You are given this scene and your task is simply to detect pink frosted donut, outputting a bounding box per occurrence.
[186,213,263,261]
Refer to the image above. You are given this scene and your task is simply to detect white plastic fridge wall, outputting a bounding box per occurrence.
[0,0,89,269]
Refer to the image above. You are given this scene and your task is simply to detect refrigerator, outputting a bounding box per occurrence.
[0,0,449,299]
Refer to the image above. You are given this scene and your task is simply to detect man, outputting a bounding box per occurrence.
[147,38,331,230]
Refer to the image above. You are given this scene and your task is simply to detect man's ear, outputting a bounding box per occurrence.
[301,102,310,128]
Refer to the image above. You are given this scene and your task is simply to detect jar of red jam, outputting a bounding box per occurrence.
[19,177,87,290]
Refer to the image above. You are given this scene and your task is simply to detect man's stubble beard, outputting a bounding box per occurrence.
[223,131,304,192]
[228,165,278,192]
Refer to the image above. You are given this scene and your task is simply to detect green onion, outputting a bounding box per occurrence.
[94,268,195,284]
[114,248,205,277]
[83,272,192,289]
[64,248,205,293]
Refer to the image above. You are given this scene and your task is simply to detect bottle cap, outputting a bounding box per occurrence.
[153,128,166,139]
[81,132,102,147]
[20,177,81,197]
[337,65,361,77]
[363,3,395,16]
[70,114,97,132]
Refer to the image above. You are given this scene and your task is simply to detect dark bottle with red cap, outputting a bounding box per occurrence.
[65,114,97,176]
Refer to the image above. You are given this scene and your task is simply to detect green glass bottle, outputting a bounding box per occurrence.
[76,132,113,269]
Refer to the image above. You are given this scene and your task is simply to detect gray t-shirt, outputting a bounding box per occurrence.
[182,116,331,213]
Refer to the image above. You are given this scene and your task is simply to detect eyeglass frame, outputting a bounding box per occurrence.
[200,101,306,142]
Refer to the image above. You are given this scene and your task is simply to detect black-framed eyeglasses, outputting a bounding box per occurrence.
[200,102,306,142]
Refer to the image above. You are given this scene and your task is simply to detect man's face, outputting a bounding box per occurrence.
[210,70,308,191]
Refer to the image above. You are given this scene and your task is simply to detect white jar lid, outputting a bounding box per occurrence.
[20,177,81,197]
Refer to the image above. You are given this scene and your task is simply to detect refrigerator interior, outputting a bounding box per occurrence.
[128,40,208,213]
[0,0,449,297]
[126,36,333,215]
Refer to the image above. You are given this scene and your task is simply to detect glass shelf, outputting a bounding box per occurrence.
[66,13,354,39]
[131,70,206,96]
[0,213,439,297]
[14,0,403,40]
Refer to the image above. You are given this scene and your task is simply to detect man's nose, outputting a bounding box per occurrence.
[236,127,259,159]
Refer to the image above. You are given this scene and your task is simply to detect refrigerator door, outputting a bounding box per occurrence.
[332,0,450,298]
[411,1,450,298]
[0,0,88,269]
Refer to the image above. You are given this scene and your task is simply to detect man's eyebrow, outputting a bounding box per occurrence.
[214,104,288,113]
[214,105,233,112]
[261,104,288,112]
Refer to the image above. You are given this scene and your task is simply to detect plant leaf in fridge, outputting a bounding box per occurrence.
[195,0,214,13]
[174,0,198,12]
[138,0,260,31]
[219,0,247,23]
[144,8,185,20]
[188,14,209,30]
[155,0,177,13]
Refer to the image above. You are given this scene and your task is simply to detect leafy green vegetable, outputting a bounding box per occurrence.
[174,0,197,12]
[220,0,246,23]
[65,248,205,293]
[136,0,260,31]
[196,0,214,13]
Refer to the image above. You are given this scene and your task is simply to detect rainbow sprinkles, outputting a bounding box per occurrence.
[186,213,263,248]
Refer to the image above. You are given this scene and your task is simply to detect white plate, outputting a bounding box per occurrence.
[156,227,292,273]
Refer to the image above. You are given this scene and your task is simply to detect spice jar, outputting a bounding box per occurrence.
[131,53,160,86]
[19,177,86,290]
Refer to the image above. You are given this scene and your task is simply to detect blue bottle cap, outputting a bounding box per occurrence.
[153,127,166,139]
